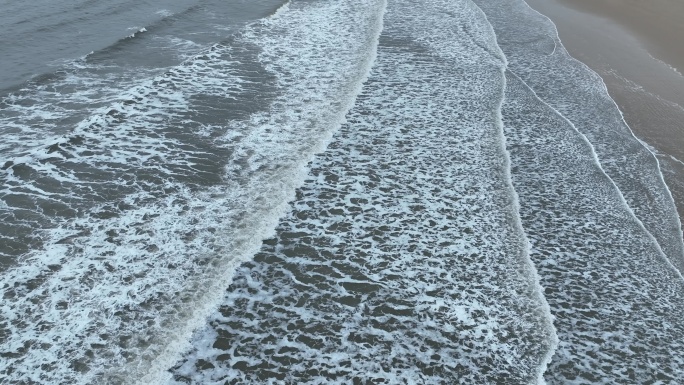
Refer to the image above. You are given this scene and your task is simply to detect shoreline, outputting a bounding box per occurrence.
[524,0,684,237]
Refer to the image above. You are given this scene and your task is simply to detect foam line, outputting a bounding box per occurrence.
[0,0,388,383]
[511,68,684,282]
[474,0,684,276]
[167,0,557,382]
[501,67,684,383]
[497,69,558,385]
[647,53,684,78]
[516,0,684,276]
[665,153,684,168]
[134,1,388,383]
[267,0,290,19]
[469,1,559,382]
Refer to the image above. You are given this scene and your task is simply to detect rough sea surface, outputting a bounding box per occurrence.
[1,0,683,384]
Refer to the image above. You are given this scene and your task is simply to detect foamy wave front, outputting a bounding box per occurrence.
[0,0,387,383]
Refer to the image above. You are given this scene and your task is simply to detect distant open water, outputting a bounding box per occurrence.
[1,0,683,384]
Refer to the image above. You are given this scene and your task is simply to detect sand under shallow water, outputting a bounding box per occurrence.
[525,0,684,237]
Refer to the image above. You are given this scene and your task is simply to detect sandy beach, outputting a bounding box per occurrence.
[525,0,684,237]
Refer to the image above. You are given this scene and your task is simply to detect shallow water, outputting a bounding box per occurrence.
[168,0,556,382]
[1,0,683,383]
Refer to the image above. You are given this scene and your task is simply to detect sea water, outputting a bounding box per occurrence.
[1,0,683,384]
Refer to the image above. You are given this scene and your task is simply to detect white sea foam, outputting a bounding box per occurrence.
[4,0,681,382]
[0,44,247,383]
[501,68,684,383]
[472,0,684,380]
[648,53,684,78]
[167,0,555,383]
[475,7,559,383]
[473,0,684,276]
[268,0,290,19]
[156,9,174,18]
[0,0,387,383]
[126,27,147,38]
[666,153,684,168]
[0,26,251,259]
[153,36,205,61]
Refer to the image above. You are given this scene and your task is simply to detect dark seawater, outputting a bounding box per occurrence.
[1,0,683,384]
[0,0,287,265]
[0,0,284,90]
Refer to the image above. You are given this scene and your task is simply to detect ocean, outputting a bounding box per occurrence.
[1,0,683,384]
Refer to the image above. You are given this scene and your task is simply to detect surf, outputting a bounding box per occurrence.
[0,0,386,383]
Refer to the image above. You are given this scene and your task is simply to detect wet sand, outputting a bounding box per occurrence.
[524,0,684,237]
[554,0,684,74]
